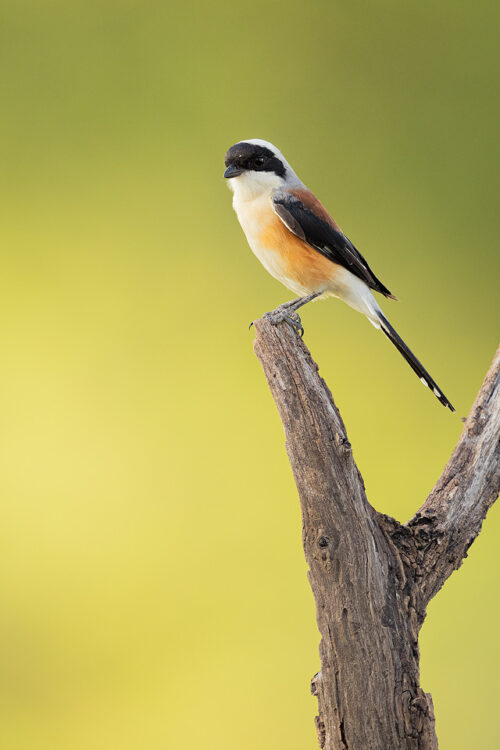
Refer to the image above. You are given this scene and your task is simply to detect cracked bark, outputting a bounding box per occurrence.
[253,318,500,749]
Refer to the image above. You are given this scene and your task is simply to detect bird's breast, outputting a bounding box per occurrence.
[233,194,341,296]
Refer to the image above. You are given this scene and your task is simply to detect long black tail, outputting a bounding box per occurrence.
[377,312,455,412]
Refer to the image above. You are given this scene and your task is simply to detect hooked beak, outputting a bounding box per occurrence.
[224,164,243,179]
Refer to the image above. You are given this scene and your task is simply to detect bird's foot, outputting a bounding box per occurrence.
[263,307,304,337]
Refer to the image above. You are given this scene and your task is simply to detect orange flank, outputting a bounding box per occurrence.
[258,209,341,291]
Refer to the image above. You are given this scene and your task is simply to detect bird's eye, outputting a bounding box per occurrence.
[254,157,265,167]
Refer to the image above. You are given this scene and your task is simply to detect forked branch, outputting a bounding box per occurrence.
[253,317,499,750]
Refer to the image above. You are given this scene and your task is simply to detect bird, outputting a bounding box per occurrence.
[224,138,454,411]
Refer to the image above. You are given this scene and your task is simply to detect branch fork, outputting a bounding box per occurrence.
[253,318,500,749]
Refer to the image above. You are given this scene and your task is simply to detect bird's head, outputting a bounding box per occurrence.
[224,139,299,199]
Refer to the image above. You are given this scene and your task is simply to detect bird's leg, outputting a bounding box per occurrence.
[285,291,323,313]
[276,296,305,310]
[266,291,323,317]
[263,291,322,336]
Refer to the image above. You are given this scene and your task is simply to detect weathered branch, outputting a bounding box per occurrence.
[408,346,500,604]
[253,317,499,750]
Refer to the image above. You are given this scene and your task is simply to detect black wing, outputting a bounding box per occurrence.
[272,191,396,299]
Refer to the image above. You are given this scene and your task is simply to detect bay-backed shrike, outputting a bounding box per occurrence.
[224,138,454,411]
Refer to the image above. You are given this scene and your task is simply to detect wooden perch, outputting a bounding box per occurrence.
[253,317,500,750]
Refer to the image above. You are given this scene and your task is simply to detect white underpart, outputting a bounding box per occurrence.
[331,270,382,327]
[228,139,382,328]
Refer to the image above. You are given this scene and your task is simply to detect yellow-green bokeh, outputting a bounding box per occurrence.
[0,1,498,748]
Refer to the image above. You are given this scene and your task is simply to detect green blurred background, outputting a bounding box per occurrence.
[0,1,498,748]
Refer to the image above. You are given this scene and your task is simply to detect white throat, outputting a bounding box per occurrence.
[228,170,283,203]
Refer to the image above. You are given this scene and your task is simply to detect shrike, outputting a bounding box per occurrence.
[224,138,454,411]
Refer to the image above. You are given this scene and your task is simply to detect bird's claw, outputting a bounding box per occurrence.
[287,312,304,337]
[263,308,304,337]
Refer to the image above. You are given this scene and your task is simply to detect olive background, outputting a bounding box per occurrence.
[0,1,498,748]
